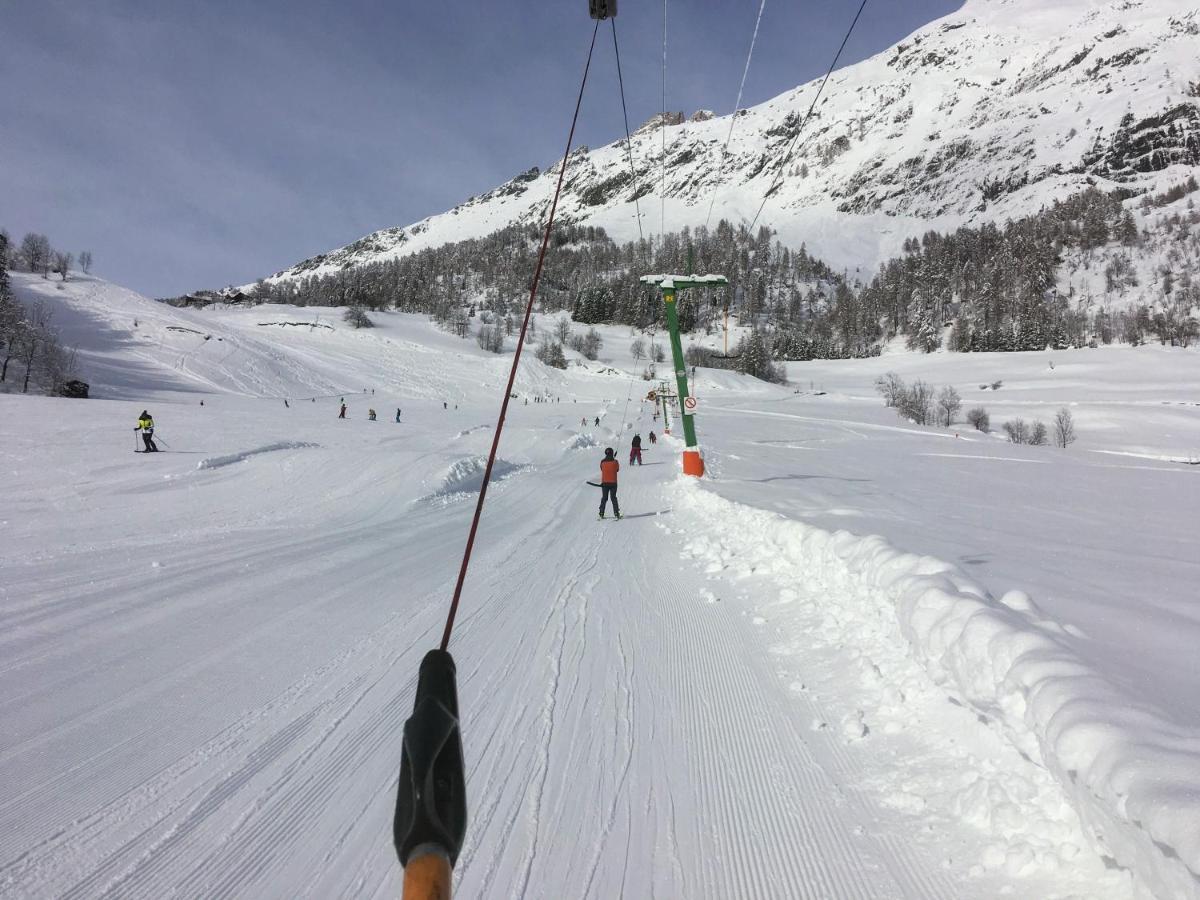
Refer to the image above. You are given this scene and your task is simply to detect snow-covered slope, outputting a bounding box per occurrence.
[9,272,570,404]
[3,276,1199,898]
[259,0,1199,283]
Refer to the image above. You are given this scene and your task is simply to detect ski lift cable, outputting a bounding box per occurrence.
[617,318,660,441]
[747,0,870,235]
[660,0,667,241]
[440,19,602,653]
[703,0,768,231]
[615,366,639,445]
[610,18,645,247]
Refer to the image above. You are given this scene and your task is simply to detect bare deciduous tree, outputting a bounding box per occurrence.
[2,318,26,383]
[1054,407,1076,448]
[53,251,72,282]
[1003,418,1030,444]
[555,316,571,344]
[78,250,93,274]
[476,323,504,353]
[581,327,603,361]
[343,306,373,328]
[0,235,22,382]
[874,371,905,408]
[1029,420,1048,445]
[937,385,962,426]
[38,334,76,394]
[18,325,38,391]
[20,233,52,277]
[899,380,935,425]
[630,337,646,363]
[10,301,68,394]
[966,407,990,432]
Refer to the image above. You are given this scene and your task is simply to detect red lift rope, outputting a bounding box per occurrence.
[439,20,601,652]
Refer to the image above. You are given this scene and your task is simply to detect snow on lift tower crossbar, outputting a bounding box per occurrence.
[639,273,729,477]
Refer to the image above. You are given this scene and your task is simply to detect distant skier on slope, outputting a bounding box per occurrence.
[598,447,621,519]
[594,416,600,427]
[395,407,402,423]
[135,410,158,452]
[368,408,377,421]
[581,416,587,427]
[629,433,643,465]
[648,430,657,445]
[338,403,347,419]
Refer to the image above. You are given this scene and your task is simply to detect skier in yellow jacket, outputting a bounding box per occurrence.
[135,410,158,452]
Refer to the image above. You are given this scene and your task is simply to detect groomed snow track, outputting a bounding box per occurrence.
[7,273,1193,898]
[2,441,958,899]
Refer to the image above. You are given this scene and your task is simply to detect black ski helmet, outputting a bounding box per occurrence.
[604,447,615,457]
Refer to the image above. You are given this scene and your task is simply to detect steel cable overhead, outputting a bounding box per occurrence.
[748,0,870,235]
[660,0,668,241]
[610,19,645,247]
[704,0,768,231]
[439,20,601,652]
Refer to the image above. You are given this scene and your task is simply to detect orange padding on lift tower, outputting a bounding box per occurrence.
[682,449,705,477]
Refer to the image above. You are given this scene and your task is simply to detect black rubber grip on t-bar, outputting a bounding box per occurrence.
[394,649,468,866]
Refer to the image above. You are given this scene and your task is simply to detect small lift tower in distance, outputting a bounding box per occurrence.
[639,273,728,477]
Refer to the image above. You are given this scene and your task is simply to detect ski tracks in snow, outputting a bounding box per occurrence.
[3,440,1029,898]
[446,464,955,899]
[669,480,1134,899]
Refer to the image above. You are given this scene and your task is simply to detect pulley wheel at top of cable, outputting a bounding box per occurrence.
[589,0,616,20]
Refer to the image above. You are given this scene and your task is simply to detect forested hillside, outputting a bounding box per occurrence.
[858,180,1200,353]
[166,178,1199,375]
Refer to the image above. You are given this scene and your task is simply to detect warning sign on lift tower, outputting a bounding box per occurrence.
[683,396,699,413]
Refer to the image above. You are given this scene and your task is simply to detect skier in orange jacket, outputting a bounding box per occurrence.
[599,448,621,519]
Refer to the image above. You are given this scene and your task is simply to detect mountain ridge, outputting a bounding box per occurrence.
[252,0,1198,287]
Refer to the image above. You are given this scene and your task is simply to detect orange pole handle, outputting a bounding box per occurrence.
[402,847,452,900]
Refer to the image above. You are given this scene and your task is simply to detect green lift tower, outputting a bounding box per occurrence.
[639,273,728,476]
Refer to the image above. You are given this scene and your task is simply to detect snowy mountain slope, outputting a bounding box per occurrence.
[3,277,1199,897]
[258,0,1199,283]
[10,272,572,404]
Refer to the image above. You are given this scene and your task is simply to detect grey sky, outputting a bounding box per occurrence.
[1,0,962,297]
